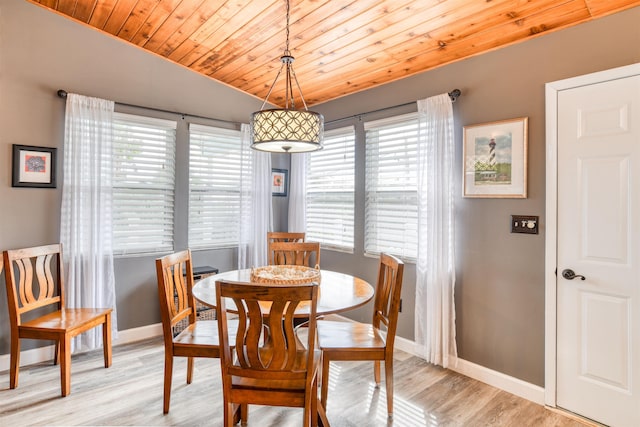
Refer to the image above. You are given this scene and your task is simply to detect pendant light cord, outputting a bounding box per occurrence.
[284,0,293,109]
[257,0,311,112]
[285,0,290,54]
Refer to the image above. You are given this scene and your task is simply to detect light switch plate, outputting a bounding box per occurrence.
[511,215,539,234]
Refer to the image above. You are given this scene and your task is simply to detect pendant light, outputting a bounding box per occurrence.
[250,0,324,153]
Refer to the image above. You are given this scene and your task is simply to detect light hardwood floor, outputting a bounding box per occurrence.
[1,337,588,427]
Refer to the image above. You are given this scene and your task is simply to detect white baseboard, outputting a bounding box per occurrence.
[326,314,545,406]
[0,345,56,374]
[0,323,163,373]
[113,322,163,345]
[451,356,545,405]
[394,335,545,405]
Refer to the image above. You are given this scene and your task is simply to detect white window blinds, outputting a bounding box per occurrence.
[112,113,177,255]
[306,126,355,251]
[364,113,419,260]
[189,124,245,249]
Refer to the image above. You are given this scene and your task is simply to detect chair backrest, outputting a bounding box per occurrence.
[216,280,319,384]
[155,250,197,342]
[3,244,64,328]
[267,231,305,244]
[267,241,320,267]
[267,233,306,265]
[372,253,405,347]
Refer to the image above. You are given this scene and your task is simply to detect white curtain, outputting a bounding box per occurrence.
[415,93,457,368]
[238,123,272,269]
[60,93,118,352]
[288,153,307,233]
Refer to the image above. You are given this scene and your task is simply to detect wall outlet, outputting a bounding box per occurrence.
[511,215,539,234]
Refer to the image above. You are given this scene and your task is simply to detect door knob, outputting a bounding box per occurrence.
[562,269,586,281]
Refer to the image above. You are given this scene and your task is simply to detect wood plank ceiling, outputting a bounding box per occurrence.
[30,0,640,107]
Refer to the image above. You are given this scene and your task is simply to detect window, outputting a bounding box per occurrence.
[112,113,177,255]
[188,124,245,249]
[306,126,355,251]
[364,113,419,260]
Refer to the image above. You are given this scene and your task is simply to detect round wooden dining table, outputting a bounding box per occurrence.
[192,268,375,317]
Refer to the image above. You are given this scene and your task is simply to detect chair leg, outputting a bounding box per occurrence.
[384,356,394,417]
[224,399,237,427]
[103,314,112,368]
[241,403,248,425]
[9,334,20,389]
[317,401,330,427]
[231,403,239,425]
[54,341,60,365]
[320,356,330,408]
[163,353,173,414]
[374,360,381,386]
[304,403,311,427]
[186,357,194,384]
[60,335,71,397]
[309,375,318,427]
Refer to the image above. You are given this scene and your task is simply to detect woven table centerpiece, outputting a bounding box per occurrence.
[250,265,321,285]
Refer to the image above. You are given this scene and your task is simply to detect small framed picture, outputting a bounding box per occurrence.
[463,117,528,198]
[12,144,57,188]
[272,168,288,197]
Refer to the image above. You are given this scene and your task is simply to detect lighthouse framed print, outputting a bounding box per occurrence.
[12,144,57,188]
[462,117,528,198]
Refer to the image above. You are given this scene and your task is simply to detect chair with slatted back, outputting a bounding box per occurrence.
[267,231,305,244]
[3,243,113,397]
[267,241,320,267]
[216,280,327,427]
[155,249,238,414]
[317,253,404,417]
[267,232,306,265]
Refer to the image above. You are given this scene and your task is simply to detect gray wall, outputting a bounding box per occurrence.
[313,8,640,386]
[0,0,261,349]
[1,0,639,388]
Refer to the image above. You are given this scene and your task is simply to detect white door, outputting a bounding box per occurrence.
[556,73,640,426]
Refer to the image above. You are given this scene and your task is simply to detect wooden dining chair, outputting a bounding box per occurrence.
[267,232,306,264]
[267,231,305,244]
[316,253,404,417]
[216,280,327,427]
[268,241,320,267]
[155,249,238,414]
[3,243,113,397]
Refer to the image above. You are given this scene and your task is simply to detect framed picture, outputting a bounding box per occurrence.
[463,117,528,198]
[272,168,288,197]
[12,144,57,188]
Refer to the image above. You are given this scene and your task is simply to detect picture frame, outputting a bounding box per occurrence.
[272,168,288,197]
[462,117,528,198]
[12,144,57,188]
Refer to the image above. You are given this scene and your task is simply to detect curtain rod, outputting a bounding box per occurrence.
[326,88,461,125]
[58,88,461,127]
[56,90,240,126]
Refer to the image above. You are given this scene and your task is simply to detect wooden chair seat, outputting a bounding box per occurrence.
[19,308,111,334]
[3,244,113,397]
[229,377,312,408]
[316,320,386,353]
[172,319,238,352]
[230,350,321,392]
